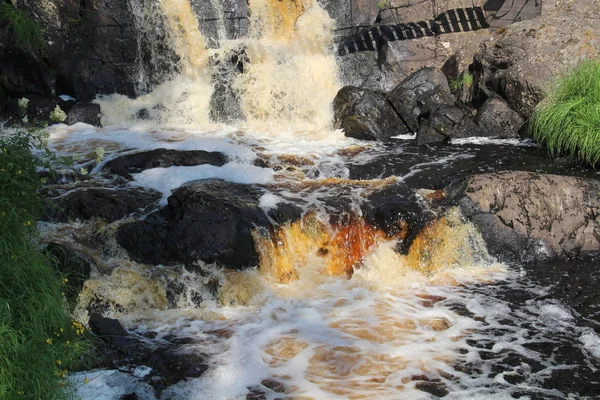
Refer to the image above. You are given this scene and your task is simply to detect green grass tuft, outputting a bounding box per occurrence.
[0,128,90,400]
[530,58,600,167]
[450,72,473,91]
[0,3,44,53]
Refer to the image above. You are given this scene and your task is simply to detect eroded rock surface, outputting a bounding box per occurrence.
[451,171,600,262]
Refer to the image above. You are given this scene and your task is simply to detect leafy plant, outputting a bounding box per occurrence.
[0,127,91,399]
[530,58,600,167]
[450,72,473,91]
[0,3,44,53]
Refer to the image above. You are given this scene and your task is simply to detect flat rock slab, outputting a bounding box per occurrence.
[103,149,227,180]
[451,171,600,262]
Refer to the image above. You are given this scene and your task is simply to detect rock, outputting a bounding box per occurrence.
[117,179,302,268]
[362,182,429,252]
[333,86,410,141]
[66,103,102,127]
[103,149,227,180]
[416,106,482,144]
[450,171,600,262]
[471,2,600,119]
[43,187,161,223]
[474,97,524,138]
[387,68,456,132]
[89,314,141,353]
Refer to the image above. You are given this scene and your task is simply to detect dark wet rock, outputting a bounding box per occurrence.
[387,68,455,133]
[89,314,209,392]
[117,179,302,268]
[474,97,524,138]
[333,86,410,141]
[362,182,429,252]
[103,149,227,180]
[414,380,449,398]
[416,106,481,144]
[470,1,600,119]
[43,187,161,223]
[45,243,93,303]
[449,171,600,262]
[66,103,102,127]
[89,314,141,353]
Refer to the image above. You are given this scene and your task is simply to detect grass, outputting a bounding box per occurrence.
[0,128,90,399]
[530,58,600,167]
[0,2,44,53]
[450,72,473,91]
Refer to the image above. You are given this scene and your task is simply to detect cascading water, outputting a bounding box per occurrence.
[97,0,340,131]
[36,0,600,398]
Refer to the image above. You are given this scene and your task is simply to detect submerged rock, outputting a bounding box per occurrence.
[333,86,410,141]
[103,149,227,180]
[117,179,302,269]
[43,187,161,223]
[450,171,600,262]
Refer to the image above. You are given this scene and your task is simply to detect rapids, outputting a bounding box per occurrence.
[31,0,600,398]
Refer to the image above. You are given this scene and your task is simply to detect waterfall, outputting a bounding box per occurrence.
[96,0,340,131]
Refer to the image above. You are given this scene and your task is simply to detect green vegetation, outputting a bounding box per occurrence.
[530,59,600,167]
[450,72,473,91]
[0,2,43,53]
[0,128,90,400]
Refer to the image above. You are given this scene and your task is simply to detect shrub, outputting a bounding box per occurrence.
[0,3,44,54]
[0,128,90,399]
[530,58,600,167]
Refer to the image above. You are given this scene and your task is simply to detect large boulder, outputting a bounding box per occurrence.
[450,171,600,262]
[387,68,456,133]
[471,0,600,119]
[333,86,410,141]
[117,179,302,269]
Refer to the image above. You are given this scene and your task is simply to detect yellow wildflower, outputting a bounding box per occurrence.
[46,338,52,345]
[17,170,21,175]
[84,377,89,384]
[56,360,61,366]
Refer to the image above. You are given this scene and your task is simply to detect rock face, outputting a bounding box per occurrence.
[333,86,410,141]
[103,149,227,180]
[44,187,161,223]
[451,171,600,262]
[471,0,600,119]
[117,179,302,268]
